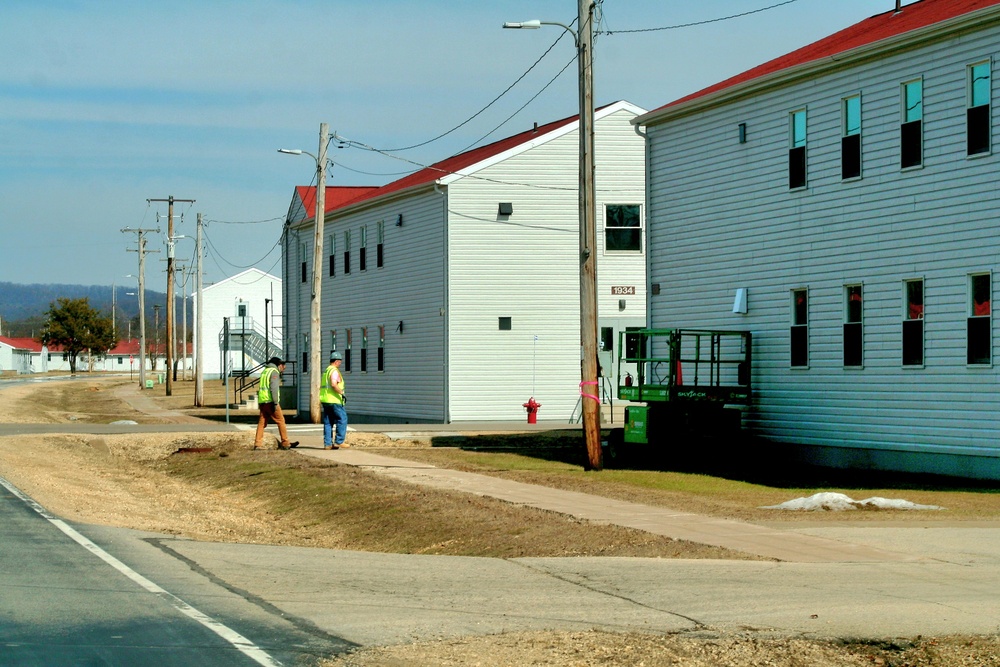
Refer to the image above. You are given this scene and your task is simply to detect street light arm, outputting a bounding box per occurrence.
[277,148,319,162]
[503,19,577,43]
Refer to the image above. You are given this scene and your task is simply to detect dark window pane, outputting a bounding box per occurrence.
[968,317,991,365]
[600,327,613,352]
[377,347,384,372]
[344,349,351,372]
[499,317,512,331]
[791,325,808,367]
[968,105,990,156]
[360,247,367,271]
[841,134,861,179]
[793,290,808,325]
[361,348,367,372]
[789,146,806,189]
[344,251,350,274]
[844,322,862,366]
[377,243,384,268]
[301,262,307,283]
[901,120,922,168]
[903,319,924,366]
[606,228,641,251]
[329,254,335,277]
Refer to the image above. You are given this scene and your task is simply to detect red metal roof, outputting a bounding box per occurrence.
[650,0,1000,115]
[294,111,583,223]
[0,336,44,352]
[296,186,380,218]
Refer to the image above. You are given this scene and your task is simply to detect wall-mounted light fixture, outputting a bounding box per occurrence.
[733,287,748,314]
[618,299,626,311]
[498,202,513,216]
[396,214,403,227]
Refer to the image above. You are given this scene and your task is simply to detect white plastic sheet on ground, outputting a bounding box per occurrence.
[761,491,944,511]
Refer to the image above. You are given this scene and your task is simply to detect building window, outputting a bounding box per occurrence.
[842,95,862,179]
[600,326,614,352]
[378,325,385,372]
[968,61,991,156]
[903,279,924,367]
[360,225,368,272]
[360,327,368,373]
[604,204,642,252]
[301,333,309,374]
[342,230,351,275]
[330,329,337,358]
[377,220,385,268]
[901,79,923,168]
[788,109,807,189]
[843,285,863,367]
[790,288,808,367]
[969,273,991,365]
[300,243,308,283]
[499,316,512,331]
[328,235,336,277]
[344,329,352,372]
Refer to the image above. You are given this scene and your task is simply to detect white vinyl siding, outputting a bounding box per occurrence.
[642,23,1000,477]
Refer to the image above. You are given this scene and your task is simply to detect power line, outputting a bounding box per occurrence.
[202,228,281,270]
[599,0,800,34]
[366,20,575,153]
[204,216,284,225]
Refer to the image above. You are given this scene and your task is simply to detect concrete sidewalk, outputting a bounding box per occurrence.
[293,445,918,564]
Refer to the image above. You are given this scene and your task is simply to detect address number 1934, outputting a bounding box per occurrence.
[611,285,636,295]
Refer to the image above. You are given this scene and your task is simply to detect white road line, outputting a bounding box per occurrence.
[0,475,282,667]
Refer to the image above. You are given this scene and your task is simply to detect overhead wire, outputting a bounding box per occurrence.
[361,18,576,153]
[598,0,800,34]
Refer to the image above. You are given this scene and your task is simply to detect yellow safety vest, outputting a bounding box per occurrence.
[258,366,278,404]
[320,364,344,404]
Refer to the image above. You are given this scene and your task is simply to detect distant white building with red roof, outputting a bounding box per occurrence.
[635,0,1000,479]
[283,101,648,422]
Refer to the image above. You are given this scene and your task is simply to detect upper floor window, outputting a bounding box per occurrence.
[968,61,991,156]
[901,79,923,168]
[968,273,991,365]
[377,220,385,268]
[903,279,924,367]
[360,327,368,372]
[343,230,351,275]
[604,204,642,252]
[328,235,336,277]
[841,95,862,180]
[359,225,368,271]
[790,288,808,367]
[300,243,308,283]
[788,109,807,189]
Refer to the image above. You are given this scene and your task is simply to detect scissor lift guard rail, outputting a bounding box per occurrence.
[613,328,752,446]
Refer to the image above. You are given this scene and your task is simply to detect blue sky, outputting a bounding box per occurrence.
[0,0,912,290]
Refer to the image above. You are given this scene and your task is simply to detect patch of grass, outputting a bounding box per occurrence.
[160,448,755,559]
[377,444,1000,523]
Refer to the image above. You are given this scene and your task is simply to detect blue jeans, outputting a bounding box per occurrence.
[321,402,348,445]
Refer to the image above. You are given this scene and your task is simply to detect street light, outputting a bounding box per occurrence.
[279,123,329,424]
[505,1,602,470]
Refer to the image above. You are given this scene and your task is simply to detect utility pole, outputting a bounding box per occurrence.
[148,196,195,396]
[578,0,601,470]
[194,213,205,406]
[122,226,160,390]
[309,124,328,423]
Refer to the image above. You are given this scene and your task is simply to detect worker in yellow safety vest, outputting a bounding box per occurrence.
[254,357,297,450]
[320,351,348,450]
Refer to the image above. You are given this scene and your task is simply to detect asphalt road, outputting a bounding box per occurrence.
[0,477,355,666]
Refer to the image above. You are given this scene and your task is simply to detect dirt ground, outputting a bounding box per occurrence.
[1,376,997,666]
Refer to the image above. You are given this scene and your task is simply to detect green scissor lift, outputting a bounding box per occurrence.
[612,328,752,447]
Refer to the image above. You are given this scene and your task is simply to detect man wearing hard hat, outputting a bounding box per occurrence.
[320,351,348,449]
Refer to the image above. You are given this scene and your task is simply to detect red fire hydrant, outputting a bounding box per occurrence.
[523,397,541,424]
